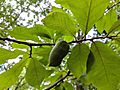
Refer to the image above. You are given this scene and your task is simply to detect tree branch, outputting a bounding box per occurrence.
[0,35,119,47]
[45,70,70,90]
[0,37,54,46]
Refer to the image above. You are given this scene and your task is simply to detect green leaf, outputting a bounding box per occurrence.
[42,11,77,36]
[25,58,51,89]
[63,35,74,42]
[11,43,29,49]
[0,59,26,90]
[0,48,25,64]
[55,84,64,90]
[112,37,120,45]
[96,9,117,33]
[33,25,52,39]
[67,43,90,78]
[63,81,74,90]
[56,0,109,34]
[30,0,42,3]
[107,20,120,35]
[9,26,39,42]
[87,42,120,90]
[9,25,51,42]
[55,81,74,90]
[33,46,52,65]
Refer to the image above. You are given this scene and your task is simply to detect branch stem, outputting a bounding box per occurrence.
[45,70,70,90]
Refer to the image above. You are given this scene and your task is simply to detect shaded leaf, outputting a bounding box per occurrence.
[0,48,25,64]
[0,59,26,90]
[87,42,120,90]
[33,25,52,39]
[25,58,51,89]
[86,51,95,73]
[67,43,90,78]
[56,0,109,34]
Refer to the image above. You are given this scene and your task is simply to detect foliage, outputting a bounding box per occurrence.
[0,0,120,90]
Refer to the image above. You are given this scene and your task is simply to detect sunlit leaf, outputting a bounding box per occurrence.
[0,48,25,64]
[87,42,120,90]
[30,0,42,3]
[42,11,77,36]
[0,59,26,90]
[56,0,109,34]
[11,43,29,49]
[63,35,74,42]
[96,9,117,33]
[67,43,90,78]
[9,25,51,42]
[9,26,39,42]
[112,37,120,46]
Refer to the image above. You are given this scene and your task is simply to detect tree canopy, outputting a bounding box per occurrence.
[0,0,120,90]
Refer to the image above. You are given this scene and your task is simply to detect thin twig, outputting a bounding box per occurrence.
[29,45,32,58]
[15,77,24,90]
[105,1,120,13]
[68,35,118,44]
[45,70,70,90]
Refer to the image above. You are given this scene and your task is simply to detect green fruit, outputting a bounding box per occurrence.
[49,40,69,66]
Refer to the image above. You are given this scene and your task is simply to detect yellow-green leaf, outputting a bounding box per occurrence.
[56,0,109,34]
[0,48,25,64]
[0,59,26,90]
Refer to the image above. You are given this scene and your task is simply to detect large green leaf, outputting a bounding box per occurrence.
[9,25,51,42]
[25,58,52,89]
[56,0,109,34]
[0,59,26,90]
[96,9,117,33]
[67,43,90,78]
[87,42,120,90]
[42,11,77,36]
[0,48,25,64]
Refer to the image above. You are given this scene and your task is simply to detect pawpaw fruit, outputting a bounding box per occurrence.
[49,40,69,66]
